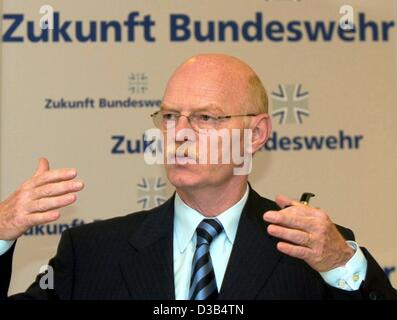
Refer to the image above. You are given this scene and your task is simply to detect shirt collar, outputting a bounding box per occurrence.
[174,184,249,253]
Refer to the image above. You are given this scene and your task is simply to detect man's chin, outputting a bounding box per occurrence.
[166,169,206,189]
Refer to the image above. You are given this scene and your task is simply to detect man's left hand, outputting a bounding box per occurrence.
[263,195,354,272]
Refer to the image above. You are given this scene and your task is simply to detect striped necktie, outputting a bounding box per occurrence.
[189,218,223,300]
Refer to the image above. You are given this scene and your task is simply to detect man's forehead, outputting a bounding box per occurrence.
[163,57,252,114]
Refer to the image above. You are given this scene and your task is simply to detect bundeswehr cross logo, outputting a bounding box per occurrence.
[271,84,309,125]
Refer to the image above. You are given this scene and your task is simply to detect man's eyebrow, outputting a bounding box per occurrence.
[160,104,179,112]
[160,104,225,113]
[194,105,225,113]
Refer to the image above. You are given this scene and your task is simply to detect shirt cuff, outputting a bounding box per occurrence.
[0,240,15,256]
[320,241,368,291]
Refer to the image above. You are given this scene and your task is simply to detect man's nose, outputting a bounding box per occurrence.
[174,115,196,143]
[175,115,193,132]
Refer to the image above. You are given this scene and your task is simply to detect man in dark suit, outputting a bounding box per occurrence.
[0,54,396,300]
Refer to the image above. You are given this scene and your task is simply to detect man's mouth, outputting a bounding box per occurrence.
[166,144,198,164]
[173,154,197,165]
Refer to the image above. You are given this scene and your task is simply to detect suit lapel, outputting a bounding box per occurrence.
[119,196,176,299]
[218,187,282,300]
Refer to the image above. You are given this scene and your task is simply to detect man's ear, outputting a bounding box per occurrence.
[250,114,272,154]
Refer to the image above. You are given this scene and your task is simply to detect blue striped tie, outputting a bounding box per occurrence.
[189,218,223,300]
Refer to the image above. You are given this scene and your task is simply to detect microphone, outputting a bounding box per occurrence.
[299,192,315,206]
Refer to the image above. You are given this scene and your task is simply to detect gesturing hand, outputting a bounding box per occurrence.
[263,195,354,272]
[0,158,84,241]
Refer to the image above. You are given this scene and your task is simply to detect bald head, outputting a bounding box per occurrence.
[163,53,268,115]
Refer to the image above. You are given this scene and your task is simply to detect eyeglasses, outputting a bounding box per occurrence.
[150,110,259,131]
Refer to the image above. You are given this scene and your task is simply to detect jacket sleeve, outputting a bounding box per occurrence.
[0,241,16,299]
[325,225,397,300]
[357,247,397,300]
[0,229,76,300]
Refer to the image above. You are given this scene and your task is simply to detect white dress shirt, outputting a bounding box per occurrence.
[0,239,14,255]
[173,187,248,300]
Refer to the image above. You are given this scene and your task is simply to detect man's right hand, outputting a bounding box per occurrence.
[0,157,84,241]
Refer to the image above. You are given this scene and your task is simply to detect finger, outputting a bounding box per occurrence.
[275,194,304,209]
[276,241,312,260]
[28,194,77,213]
[275,195,318,218]
[33,157,50,177]
[30,168,77,188]
[263,210,312,231]
[267,224,311,247]
[284,205,318,217]
[26,210,60,226]
[33,180,84,200]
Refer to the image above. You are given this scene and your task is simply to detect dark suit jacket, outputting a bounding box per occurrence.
[1,186,396,300]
